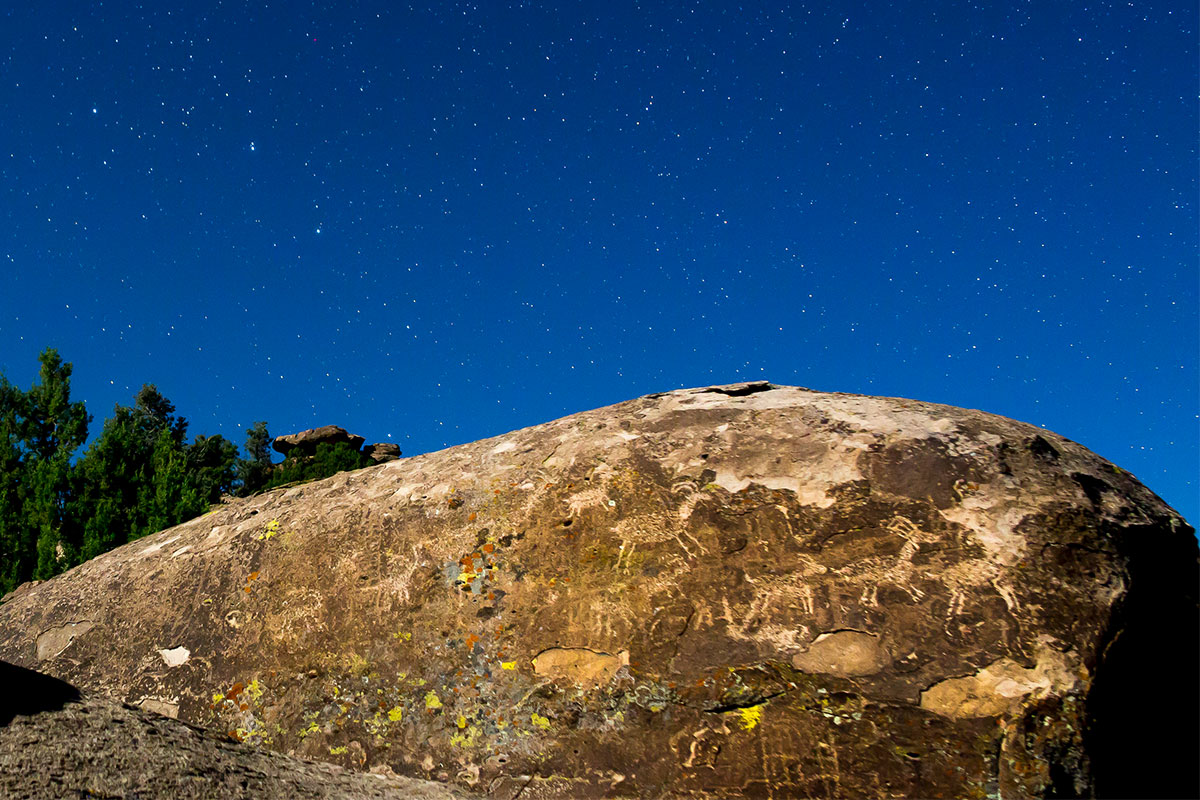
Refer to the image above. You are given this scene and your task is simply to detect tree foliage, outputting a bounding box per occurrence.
[263,442,370,491]
[0,349,381,597]
[0,350,90,590]
[237,421,274,496]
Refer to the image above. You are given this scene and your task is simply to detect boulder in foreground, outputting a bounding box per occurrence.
[0,660,471,799]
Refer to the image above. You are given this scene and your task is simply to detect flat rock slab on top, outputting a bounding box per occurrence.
[272,425,366,456]
[0,382,1195,799]
[364,442,403,463]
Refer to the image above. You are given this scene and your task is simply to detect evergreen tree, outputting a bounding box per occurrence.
[263,441,369,490]
[186,433,239,501]
[236,421,274,496]
[143,427,203,537]
[74,404,146,561]
[73,384,237,553]
[0,377,27,593]
[0,350,90,593]
[0,349,385,593]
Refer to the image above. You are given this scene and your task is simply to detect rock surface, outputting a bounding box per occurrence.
[0,382,1195,799]
[273,425,367,456]
[0,660,472,799]
[365,442,404,463]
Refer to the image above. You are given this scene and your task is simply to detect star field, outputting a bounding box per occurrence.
[1,1,1196,521]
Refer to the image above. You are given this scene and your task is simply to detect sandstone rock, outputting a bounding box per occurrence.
[0,661,472,799]
[363,442,402,463]
[272,425,365,457]
[0,383,1194,799]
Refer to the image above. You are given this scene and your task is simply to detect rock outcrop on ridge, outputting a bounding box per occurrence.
[273,425,368,456]
[272,425,402,464]
[0,660,472,799]
[364,442,404,463]
[0,383,1195,799]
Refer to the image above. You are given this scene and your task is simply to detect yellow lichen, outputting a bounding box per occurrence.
[298,721,320,738]
[256,519,280,541]
[329,745,348,755]
[450,724,480,748]
[501,661,517,670]
[388,707,403,722]
[424,691,442,710]
[735,704,764,731]
[211,693,225,704]
[530,712,551,730]
[456,715,467,729]
[344,652,369,676]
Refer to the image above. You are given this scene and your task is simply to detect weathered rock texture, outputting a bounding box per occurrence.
[365,442,404,463]
[273,425,367,456]
[0,660,472,799]
[0,383,1195,799]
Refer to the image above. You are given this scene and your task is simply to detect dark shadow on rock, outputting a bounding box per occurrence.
[0,661,81,726]
[1085,520,1200,800]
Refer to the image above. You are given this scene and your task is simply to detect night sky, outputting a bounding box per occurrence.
[2,2,1196,523]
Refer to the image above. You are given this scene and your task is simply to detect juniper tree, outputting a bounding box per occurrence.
[0,349,90,592]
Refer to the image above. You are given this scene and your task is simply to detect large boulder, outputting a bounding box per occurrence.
[0,383,1195,799]
[273,425,366,457]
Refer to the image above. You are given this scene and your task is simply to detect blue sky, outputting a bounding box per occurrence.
[1,1,1196,522]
